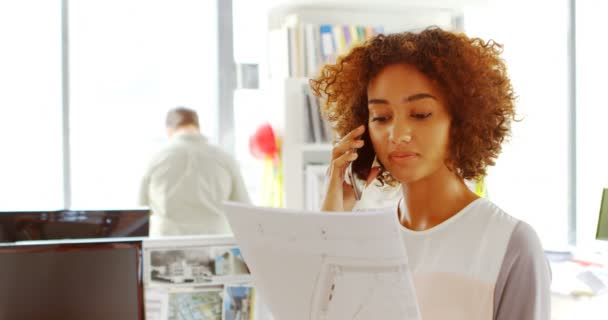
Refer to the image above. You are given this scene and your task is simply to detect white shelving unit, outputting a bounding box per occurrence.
[269,6,459,32]
[281,77,332,209]
[270,5,463,209]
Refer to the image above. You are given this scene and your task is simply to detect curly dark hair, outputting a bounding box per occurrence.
[310,27,516,184]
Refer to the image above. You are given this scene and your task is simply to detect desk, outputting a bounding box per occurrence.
[552,293,608,319]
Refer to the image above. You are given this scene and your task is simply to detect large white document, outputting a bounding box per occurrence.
[223,202,421,320]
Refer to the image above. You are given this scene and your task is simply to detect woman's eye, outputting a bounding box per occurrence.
[371,116,389,122]
[411,112,432,119]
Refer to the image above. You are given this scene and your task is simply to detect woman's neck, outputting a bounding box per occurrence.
[399,166,478,231]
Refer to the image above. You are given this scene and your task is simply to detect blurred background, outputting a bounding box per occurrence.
[0,0,606,261]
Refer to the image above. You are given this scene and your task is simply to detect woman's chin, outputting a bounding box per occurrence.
[389,170,421,184]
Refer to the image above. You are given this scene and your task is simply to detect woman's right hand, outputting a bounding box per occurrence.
[321,125,366,212]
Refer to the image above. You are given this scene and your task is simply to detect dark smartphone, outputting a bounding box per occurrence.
[348,128,377,200]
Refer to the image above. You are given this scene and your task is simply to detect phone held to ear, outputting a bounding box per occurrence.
[346,156,380,200]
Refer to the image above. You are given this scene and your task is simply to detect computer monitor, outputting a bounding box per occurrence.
[596,188,608,240]
[0,209,149,242]
[0,239,144,320]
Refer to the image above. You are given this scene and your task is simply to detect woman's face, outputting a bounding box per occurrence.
[367,63,452,184]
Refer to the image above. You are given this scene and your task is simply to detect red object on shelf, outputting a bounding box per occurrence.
[249,123,278,160]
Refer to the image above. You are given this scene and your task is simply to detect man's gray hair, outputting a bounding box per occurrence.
[165,107,199,129]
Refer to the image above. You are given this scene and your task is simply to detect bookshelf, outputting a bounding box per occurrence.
[269,5,463,209]
[281,77,332,209]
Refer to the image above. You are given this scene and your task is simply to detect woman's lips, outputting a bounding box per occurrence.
[388,151,419,162]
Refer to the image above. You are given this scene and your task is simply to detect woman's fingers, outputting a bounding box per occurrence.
[331,139,364,160]
[330,148,358,177]
[322,124,367,212]
[331,125,365,160]
[343,124,365,140]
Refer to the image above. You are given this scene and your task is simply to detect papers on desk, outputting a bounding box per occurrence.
[223,202,421,320]
[144,288,169,320]
[547,250,608,297]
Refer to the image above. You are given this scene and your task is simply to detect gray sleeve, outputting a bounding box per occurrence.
[493,221,552,320]
[228,158,251,204]
[138,150,166,207]
[138,171,151,206]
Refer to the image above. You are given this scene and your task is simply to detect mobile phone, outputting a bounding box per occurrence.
[347,155,381,200]
[345,127,375,200]
[347,162,364,200]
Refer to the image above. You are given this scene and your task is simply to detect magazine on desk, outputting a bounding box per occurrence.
[142,236,267,320]
[223,202,421,320]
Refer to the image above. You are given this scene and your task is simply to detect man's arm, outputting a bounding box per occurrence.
[229,158,251,204]
[138,171,151,206]
[494,221,552,320]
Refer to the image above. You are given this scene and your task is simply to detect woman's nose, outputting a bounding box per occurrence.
[389,124,413,144]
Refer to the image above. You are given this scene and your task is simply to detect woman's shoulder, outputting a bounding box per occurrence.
[493,219,551,320]
[505,220,545,258]
[469,198,520,228]
[474,198,545,258]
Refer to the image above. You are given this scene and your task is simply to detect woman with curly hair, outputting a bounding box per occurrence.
[311,27,550,320]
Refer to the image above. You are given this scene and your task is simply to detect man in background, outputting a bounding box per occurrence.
[139,107,250,236]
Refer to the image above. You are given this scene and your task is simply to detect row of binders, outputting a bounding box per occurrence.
[271,23,384,78]
[302,83,333,143]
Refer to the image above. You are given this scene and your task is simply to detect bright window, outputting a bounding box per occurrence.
[465,0,570,247]
[69,0,218,209]
[0,1,64,210]
[575,0,608,246]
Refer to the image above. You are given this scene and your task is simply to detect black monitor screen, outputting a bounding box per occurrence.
[0,209,149,242]
[0,241,143,320]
